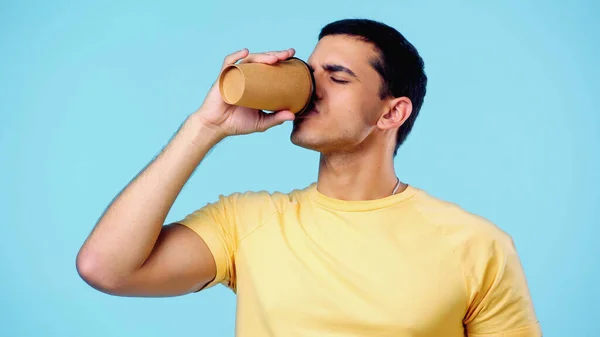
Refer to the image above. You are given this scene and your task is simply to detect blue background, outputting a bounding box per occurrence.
[1,0,598,336]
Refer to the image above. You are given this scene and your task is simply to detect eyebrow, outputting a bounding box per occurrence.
[308,63,360,80]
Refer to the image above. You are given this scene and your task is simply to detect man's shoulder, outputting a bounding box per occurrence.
[217,183,315,213]
[409,187,514,248]
[408,188,521,281]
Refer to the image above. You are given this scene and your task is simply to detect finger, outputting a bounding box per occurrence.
[256,110,295,131]
[275,110,296,121]
[221,48,249,69]
[239,53,278,64]
[266,48,295,61]
[281,48,295,60]
[240,49,295,64]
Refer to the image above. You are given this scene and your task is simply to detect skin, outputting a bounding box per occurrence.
[76,35,413,297]
[292,35,413,200]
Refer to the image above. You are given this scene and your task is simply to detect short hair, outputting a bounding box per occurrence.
[319,19,427,156]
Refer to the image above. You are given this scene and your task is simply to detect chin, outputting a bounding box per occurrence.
[290,126,323,152]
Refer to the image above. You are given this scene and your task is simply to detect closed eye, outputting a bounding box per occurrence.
[331,77,349,84]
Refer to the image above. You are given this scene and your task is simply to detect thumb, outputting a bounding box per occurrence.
[256,110,295,131]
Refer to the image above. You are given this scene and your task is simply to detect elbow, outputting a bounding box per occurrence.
[76,248,122,294]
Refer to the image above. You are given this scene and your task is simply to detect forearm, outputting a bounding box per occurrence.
[77,112,223,287]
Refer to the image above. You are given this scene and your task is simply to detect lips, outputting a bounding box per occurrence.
[294,103,319,126]
[302,104,319,115]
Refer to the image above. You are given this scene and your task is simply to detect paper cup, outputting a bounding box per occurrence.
[218,57,314,114]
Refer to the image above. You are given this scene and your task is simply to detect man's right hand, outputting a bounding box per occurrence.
[193,48,298,139]
[76,48,299,297]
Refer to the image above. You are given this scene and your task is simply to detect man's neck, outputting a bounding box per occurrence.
[316,150,405,201]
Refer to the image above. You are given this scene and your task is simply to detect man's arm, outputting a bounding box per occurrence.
[75,48,297,297]
[76,115,223,296]
[463,230,541,336]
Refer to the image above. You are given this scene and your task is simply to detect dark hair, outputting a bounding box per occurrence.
[319,19,427,156]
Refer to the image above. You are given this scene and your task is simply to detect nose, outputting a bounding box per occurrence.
[312,73,324,101]
[301,72,321,115]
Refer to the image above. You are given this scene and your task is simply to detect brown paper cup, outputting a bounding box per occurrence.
[218,57,314,114]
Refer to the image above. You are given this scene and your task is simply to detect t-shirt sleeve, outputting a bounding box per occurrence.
[175,193,243,292]
[462,230,542,337]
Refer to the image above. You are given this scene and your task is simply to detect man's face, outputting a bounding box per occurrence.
[290,35,387,154]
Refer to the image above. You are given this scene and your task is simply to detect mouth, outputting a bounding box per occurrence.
[297,106,319,119]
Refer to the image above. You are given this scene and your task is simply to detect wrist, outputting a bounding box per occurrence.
[183,112,227,146]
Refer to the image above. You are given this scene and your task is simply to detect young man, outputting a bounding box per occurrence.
[77,19,542,337]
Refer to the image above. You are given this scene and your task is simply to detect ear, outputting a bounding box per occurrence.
[377,96,412,130]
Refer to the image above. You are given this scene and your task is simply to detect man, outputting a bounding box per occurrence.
[77,19,542,336]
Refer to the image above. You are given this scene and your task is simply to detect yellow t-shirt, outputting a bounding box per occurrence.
[178,183,542,337]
